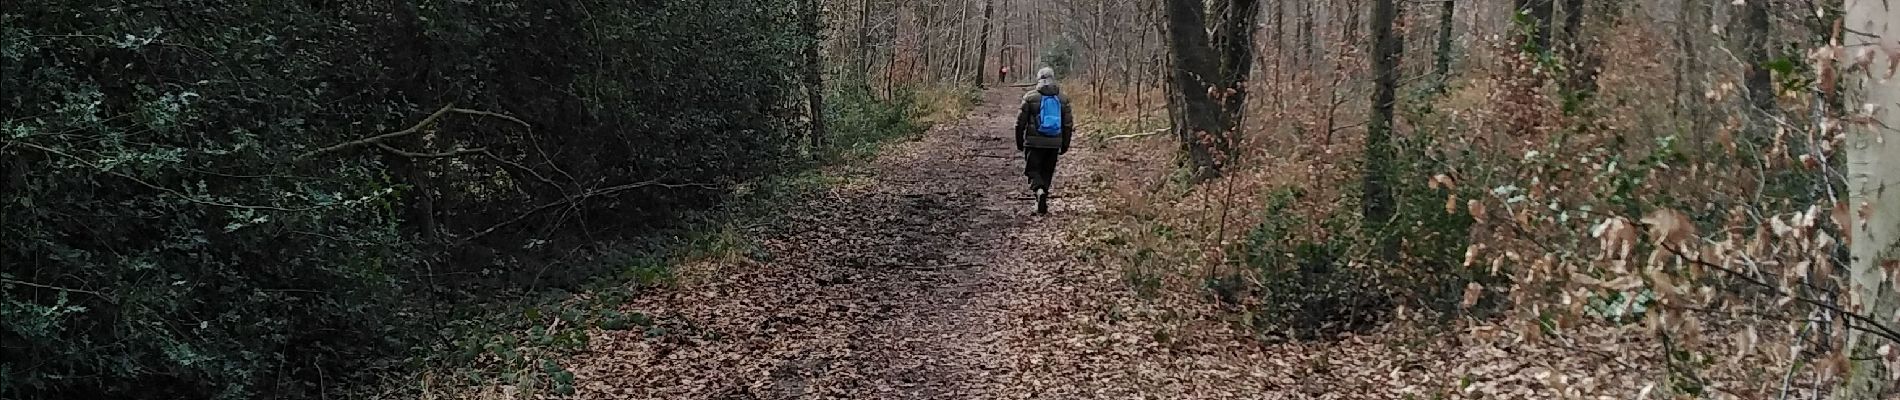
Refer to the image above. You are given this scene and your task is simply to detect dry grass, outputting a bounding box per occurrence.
[910,84,979,127]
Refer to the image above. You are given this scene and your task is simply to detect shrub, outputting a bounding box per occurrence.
[0,0,806,398]
[821,82,923,161]
[1224,188,1393,340]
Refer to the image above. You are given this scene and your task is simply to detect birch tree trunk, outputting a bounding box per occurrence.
[1839,1,1900,397]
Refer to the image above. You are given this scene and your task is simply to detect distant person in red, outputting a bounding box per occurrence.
[999,66,1010,83]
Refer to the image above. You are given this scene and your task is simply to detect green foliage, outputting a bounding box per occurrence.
[0,0,808,398]
[1379,131,1490,316]
[1225,188,1393,340]
[821,82,923,161]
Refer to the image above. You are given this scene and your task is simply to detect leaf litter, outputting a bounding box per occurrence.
[561,89,1823,400]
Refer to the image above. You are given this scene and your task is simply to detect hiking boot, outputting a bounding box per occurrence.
[1035,188,1049,215]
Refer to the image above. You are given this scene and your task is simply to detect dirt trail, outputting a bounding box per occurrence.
[570,88,1105,399]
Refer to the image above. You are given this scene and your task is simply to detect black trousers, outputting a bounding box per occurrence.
[1023,147,1060,190]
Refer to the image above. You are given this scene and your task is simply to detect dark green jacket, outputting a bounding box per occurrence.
[1015,83,1074,151]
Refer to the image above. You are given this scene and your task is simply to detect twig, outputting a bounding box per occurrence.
[1778,321,1812,400]
[458,180,720,245]
[374,143,487,158]
[299,105,529,160]
[298,104,458,160]
[481,149,566,193]
[0,278,115,302]
[12,141,322,212]
[449,108,530,127]
[1662,245,1900,343]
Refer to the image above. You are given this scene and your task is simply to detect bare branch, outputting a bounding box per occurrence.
[298,104,458,160]
[298,105,529,160]
[11,141,325,212]
[1660,244,1900,344]
[449,108,530,127]
[0,278,115,303]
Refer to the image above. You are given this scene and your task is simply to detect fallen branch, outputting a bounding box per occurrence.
[458,180,720,245]
[481,149,567,194]
[375,143,487,158]
[1106,128,1169,140]
[299,104,458,160]
[298,104,529,160]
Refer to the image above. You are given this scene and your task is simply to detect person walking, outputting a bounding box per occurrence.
[1014,67,1073,214]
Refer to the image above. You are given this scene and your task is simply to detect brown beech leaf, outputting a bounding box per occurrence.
[1461,282,1484,308]
[1641,209,1695,251]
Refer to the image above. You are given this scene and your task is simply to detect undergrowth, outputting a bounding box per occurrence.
[371,82,974,399]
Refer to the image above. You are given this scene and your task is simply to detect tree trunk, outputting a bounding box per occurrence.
[1363,0,1404,260]
[1839,4,1900,399]
[1211,0,1260,133]
[1300,1,1315,67]
[920,3,934,83]
[1731,0,1775,127]
[1342,0,1362,48]
[1005,1,1016,83]
[803,0,828,154]
[976,0,994,88]
[1161,0,1260,180]
[884,6,899,96]
[955,0,970,84]
[1557,0,1603,100]
[856,0,873,80]
[1675,0,1705,140]
[1432,0,1455,90]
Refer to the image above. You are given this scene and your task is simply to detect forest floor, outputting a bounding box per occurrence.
[567,87,1121,399]
[557,89,1721,400]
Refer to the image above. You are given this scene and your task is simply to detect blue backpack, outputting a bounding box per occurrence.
[1036,95,1063,137]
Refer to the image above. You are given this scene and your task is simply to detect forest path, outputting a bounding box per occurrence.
[568,87,1108,399]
